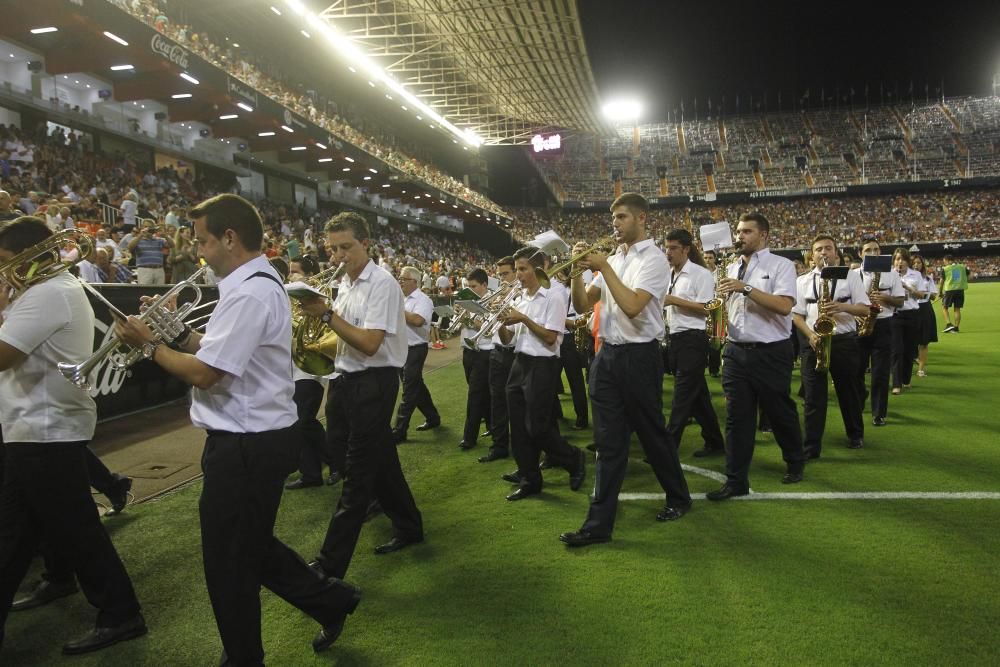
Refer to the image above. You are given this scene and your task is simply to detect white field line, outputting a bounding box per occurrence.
[618,491,1000,501]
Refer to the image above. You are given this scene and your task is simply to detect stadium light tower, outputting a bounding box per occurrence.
[602,98,642,123]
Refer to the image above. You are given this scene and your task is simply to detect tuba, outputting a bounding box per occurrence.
[812,258,835,372]
[0,229,94,300]
[855,271,882,337]
[290,262,346,376]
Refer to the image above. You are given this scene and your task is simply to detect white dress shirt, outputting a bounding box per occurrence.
[404,288,434,346]
[918,274,938,304]
[0,272,97,442]
[666,259,714,333]
[590,238,669,344]
[507,285,566,357]
[898,268,922,311]
[462,323,494,351]
[793,268,870,335]
[332,259,407,373]
[78,259,102,283]
[192,255,297,433]
[725,248,797,344]
[856,269,905,319]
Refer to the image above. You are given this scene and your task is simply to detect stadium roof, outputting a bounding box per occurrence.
[314,0,613,145]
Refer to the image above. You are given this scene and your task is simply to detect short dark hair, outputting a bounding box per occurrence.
[738,212,770,233]
[703,249,716,258]
[665,228,694,247]
[325,211,369,240]
[467,268,488,285]
[292,255,319,276]
[188,194,263,251]
[610,192,649,215]
[811,234,838,252]
[496,256,515,270]
[513,246,544,268]
[860,236,880,249]
[269,257,289,281]
[0,216,52,254]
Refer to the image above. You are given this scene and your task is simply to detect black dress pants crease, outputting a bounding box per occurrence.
[199,425,358,666]
[667,330,724,450]
[891,310,920,388]
[721,339,806,488]
[319,368,422,580]
[488,347,515,454]
[506,354,580,489]
[394,344,440,435]
[582,341,691,537]
[462,348,492,444]
[294,379,330,482]
[0,441,141,636]
[800,334,864,455]
[558,336,589,425]
[858,317,892,419]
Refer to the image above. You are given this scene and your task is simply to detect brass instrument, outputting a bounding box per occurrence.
[856,271,882,337]
[813,257,835,372]
[704,245,736,349]
[0,229,94,300]
[59,267,209,390]
[572,309,592,356]
[446,285,511,335]
[546,236,617,281]
[290,262,346,376]
[463,285,522,349]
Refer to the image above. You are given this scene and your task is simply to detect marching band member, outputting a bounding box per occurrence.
[115,195,360,660]
[392,266,442,444]
[911,254,938,377]
[458,268,493,451]
[891,248,924,395]
[560,193,690,547]
[707,212,807,500]
[479,257,517,463]
[662,228,725,458]
[855,238,904,426]
[791,235,870,457]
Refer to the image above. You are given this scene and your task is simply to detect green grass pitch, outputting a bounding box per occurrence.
[5,283,999,665]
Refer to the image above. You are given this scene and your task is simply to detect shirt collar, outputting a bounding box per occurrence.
[344,259,376,288]
[217,254,272,297]
[620,237,655,256]
[525,285,548,300]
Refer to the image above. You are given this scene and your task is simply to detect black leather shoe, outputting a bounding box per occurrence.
[458,440,476,450]
[374,535,423,555]
[501,471,522,484]
[692,447,723,458]
[325,471,343,486]
[872,416,886,427]
[478,449,508,463]
[569,449,586,492]
[391,429,407,444]
[62,614,147,655]
[805,447,821,460]
[415,421,440,431]
[11,579,78,612]
[571,420,589,430]
[706,484,749,501]
[559,530,610,547]
[656,505,690,522]
[506,486,541,501]
[285,478,323,490]
[106,475,132,514]
[847,438,864,449]
[782,465,804,484]
[312,586,362,652]
[308,560,334,577]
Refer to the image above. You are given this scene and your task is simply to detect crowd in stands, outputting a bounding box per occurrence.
[111,0,508,218]
[509,189,1000,252]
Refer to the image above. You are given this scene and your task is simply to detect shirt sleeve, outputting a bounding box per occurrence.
[888,273,906,297]
[413,294,433,324]
[849,271,870,306]
[694,270,715,303]
[792,275,808,317]
[631,252,670,300]
[362,276,401,334]
[589,271,605,292]
[196,291,271,377]
[0,284,71,355]
[771,258,798,299]
[542,289,568,332]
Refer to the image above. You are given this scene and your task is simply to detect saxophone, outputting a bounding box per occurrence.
[855,271,882,337]
[704,250,730,350]
[812,257,835,372]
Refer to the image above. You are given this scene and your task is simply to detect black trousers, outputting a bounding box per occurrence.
[294,379,330,482]
[319,368,422,579]
[394,344,440,434]
[800,334,864,455]
[559,336,589,426]
[667,330,724,451]
[488,346,515,455]
[0,442,141,636]
[707,343,721,376]
[506,354,580,489]
[462,348,492,444]
[199,425,357,666]
[721,339,806,488]
[858,317,892,419]
[891,310,920,388]
[582,341,690,537]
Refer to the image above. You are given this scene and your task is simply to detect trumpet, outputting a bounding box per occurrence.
[546,236,618,281]
[462,285,522,350]
[59,267,209,390]
[446,286,500,335]
[0,229,94,300]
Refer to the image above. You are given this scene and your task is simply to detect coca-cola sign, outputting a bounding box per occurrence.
[150,33,190,70]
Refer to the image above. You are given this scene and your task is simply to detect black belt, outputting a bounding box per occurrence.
[728,339,786,349]
[669,329,706,340]
[409,343,428,348]
[339,366,398,379]
[602,340,658,348]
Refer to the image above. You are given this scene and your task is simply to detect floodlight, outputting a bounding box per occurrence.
[602,99,642,122]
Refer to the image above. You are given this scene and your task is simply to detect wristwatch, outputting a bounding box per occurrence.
[320,309,334,324]
[142,340,163,359]
[742,284,754,296]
